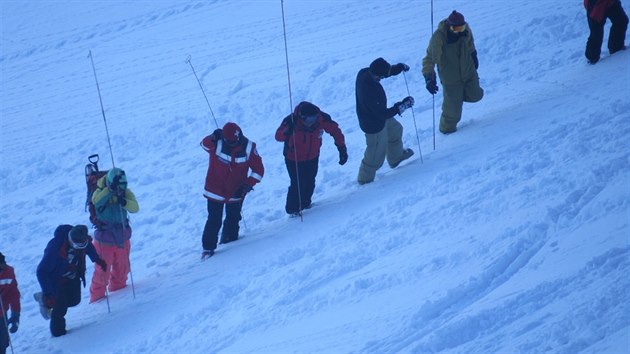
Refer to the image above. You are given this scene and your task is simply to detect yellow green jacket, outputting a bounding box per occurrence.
[92,175,139,225]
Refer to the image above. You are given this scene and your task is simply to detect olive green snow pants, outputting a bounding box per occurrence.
[357,118,404,184]
[440,77,484,133]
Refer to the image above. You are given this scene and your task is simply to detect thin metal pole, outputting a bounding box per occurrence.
[281,0,304,221]
[403,72,423,164]
[430,0,436,150]
[88,50,116,168]
[185,55,219,129]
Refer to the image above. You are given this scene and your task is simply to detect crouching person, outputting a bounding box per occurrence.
[35,225,106,337]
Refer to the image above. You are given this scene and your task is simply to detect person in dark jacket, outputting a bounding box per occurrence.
[356,57,415,185]
[200,122,264,259]
[275,101,348,216]
[422,10,484,134]
[0,252,20,354]
[584,0,628,64]
[35,225,106,337]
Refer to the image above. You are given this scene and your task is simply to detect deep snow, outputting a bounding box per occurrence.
[1,1,629,353]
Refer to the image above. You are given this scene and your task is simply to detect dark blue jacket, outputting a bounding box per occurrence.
[355,67,400,134]
[36,225,100,299]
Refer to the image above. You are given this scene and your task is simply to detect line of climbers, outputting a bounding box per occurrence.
[5,4,626,343]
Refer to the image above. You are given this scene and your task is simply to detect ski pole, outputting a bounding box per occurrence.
[88,50,117,168]
[185,55,219,129]
[403,72,423,164]
[0,297,15,354]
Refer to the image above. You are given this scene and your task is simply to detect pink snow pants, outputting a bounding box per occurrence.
[90,239,131,303]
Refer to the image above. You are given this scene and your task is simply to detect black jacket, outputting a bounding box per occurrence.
[355,68,399,134]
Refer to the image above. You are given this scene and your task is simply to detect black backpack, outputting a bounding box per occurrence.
[84,154,108,228]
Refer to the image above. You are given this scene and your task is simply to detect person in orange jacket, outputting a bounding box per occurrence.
[1,252,21,354]
[200,122,264,259]
[275,101,347,216]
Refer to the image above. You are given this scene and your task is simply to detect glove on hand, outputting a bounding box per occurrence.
[211,128,222,142]
[95,258,107,272]
[234,183,253,198]
[396,96,415,115]
[117,192,127,206]
[472,50,479,70]
[425,73,439,95]
[389,63,410,76]
[337,145,348,165]
[8,312,19,333]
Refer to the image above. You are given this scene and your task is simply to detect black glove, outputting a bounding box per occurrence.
[284,118,295,137]
[389,63,410,76]
[472,50,479,70]
[211,128,222,141]
[234,183,253,198]
[425,73,439,95]
[396,96,415,115]
[95,258,107,272]
[117,191,127,206]
[8,312,19,333]
[337,145,348,165]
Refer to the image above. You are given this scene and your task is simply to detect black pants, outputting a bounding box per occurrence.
[50,277,81,337]
[1,315,8,354]
[201,199,243,251]
[285,157,319,214]
[585,1,628,62]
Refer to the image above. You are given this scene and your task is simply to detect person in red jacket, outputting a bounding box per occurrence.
[275,101,348,216]
[200,122,264,259]
[0,252,20,354]
[584,0,628,64]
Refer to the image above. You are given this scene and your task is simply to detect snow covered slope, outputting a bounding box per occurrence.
[1,1,628,353]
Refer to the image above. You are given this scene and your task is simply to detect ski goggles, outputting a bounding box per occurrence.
[449,24,466,33]
[69,235,88,249]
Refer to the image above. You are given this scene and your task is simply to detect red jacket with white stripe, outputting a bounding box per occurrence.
[275,103,346,162]
[201,131,264,203]
[0,264,21,318]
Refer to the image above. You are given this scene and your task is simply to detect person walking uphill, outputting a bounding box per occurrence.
[422,10,484,134]
[35,225,107,337]
[89,168,139,303]
[200,122,264,259]
[1,253,21,354]
[275,101,348,216]
[356,57,415,185]
[584,0,628,64]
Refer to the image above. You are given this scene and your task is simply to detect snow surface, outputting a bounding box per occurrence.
[1,0,629,353]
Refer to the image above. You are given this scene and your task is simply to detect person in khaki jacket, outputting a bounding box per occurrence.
[422,10,484,134]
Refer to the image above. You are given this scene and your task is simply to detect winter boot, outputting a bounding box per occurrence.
[390,148,414,168]
[201,250,214,260]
